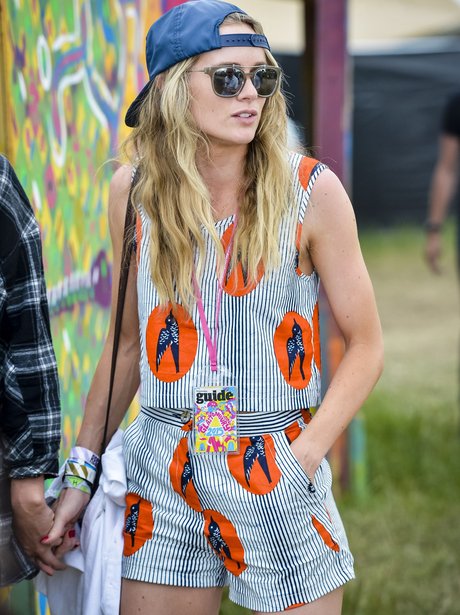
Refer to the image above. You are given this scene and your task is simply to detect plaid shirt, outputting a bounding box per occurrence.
[0,155,61,585]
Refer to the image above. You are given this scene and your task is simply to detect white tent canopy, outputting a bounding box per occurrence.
[349,0,460,52]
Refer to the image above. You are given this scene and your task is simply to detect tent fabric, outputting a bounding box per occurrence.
[352,42,460,226]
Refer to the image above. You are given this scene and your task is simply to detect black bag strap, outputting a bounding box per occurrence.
[93,170,137,492]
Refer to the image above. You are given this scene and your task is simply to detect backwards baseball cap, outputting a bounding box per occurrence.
[125,0,271,127]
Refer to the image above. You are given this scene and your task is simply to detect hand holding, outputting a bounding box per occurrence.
[44,487,90,558]
[11,477,67,576]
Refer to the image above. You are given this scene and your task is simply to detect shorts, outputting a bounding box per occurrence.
[122,406,355,613]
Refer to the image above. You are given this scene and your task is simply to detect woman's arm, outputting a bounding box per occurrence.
[45,165,140,554]
[75,165,141,452]
[291,168,384,480]
[424,134,460,274]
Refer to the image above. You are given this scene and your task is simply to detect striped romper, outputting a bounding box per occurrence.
[122,153,355,612]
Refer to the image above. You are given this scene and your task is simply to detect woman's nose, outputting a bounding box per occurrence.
[237,75,258,101]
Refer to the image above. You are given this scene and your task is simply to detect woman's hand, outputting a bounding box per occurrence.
[425,232,442,274]
[43,488,90,559]
[289,431,322,484]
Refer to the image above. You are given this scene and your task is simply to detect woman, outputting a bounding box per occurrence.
[48,2,383,613]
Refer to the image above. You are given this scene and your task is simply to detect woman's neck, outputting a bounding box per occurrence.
[196,146,247,221]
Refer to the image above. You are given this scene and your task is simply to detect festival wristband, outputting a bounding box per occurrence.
[62,474,92,496]
[64,458,97,485]
[69,446,100,468]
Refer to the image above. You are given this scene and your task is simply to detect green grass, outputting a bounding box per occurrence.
[341,223,460,615]
[221,223,460,614]
[342,392,460,615]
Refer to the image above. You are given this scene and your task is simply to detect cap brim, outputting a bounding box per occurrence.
[125,80,154,128]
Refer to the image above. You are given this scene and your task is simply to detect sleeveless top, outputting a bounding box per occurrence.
[135,153,326,413]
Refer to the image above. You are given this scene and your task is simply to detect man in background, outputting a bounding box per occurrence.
[0,155,63,585]
[425,92,460,275]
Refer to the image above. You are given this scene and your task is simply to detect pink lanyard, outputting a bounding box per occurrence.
[192,221,237,373]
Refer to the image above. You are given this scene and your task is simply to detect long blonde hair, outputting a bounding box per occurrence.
[122,12,292,308]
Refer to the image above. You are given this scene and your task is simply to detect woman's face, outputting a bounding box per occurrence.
[188,23,268,151]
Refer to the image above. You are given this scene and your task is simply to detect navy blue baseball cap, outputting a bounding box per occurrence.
[125,0,271,127]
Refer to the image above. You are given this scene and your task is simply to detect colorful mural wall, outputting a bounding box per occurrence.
[1,0,187,454]
[0,1,185,611]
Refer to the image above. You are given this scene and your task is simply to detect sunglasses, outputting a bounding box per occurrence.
[189,64,281,98]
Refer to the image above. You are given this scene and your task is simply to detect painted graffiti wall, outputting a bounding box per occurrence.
[0,0,189,612]
[1,0,170,458]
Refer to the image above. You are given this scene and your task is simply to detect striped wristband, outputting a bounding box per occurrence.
[62,446,100,494]
[64,458,97,484]
[69,446,100,468]
[62,474,92,496]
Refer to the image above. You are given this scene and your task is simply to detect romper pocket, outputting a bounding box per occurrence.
[275,427,333,504]
[275,431,341,552]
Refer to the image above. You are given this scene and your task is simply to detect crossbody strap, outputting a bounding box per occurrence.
[93,169,138,492]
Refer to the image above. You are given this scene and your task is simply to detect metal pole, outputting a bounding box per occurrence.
[308,0,366,497]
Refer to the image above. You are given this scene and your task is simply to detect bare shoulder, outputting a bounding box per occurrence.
[108,164,133,230]
[304,167,357,245]
[309,168,352,213]
[109,164,133,206]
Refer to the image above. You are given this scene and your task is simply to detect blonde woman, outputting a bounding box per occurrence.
[48,2,383,614]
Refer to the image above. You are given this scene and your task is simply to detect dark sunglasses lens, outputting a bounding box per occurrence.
[253,68,279,97]
[213,67,244,97]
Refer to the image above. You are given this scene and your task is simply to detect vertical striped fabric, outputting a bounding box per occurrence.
[122,410,355,611]
[123,156,357,610]
[136,153,326,412]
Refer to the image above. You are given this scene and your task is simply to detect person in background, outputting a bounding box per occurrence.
[425,92,460,276]
[48,2,383,613]
[0,155,63,585]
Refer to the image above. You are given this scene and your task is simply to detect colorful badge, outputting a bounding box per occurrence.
[193,386,239,454]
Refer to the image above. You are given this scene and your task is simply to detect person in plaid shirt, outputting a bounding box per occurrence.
[0,155,63,585]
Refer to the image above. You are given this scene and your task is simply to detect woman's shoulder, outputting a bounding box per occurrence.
[110,164,133,194]
[306,166,353,227]
[288,151,329,194]
[108,164,135,229]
